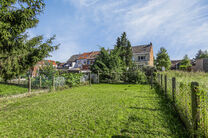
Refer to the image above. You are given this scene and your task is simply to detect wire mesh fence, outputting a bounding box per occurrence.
[155,73,207,137]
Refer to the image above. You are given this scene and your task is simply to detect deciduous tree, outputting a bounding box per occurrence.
[155,47,171,71]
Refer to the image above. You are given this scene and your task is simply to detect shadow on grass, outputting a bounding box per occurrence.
[129,106,162,111]
[113,84,190,137]
[0,82,28,88]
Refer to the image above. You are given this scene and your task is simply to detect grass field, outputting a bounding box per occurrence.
[0,83,28,97]
[0,84,189,137]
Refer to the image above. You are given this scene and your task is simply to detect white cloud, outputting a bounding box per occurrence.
[81,0,208,59]
[63,0,100,7]
[47,0,208,61]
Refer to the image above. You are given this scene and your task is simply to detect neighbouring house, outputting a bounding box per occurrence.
[66,54,81,69]
[192,58,208,72]
[76,51,100,70]
[32,60,57,77]
[66,43,154,71]
[57,63,69,69]
[171,60,182,70]
[132,43,154,67]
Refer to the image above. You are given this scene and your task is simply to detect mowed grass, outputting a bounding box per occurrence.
[0,84,189,137]
[0,83,28,97]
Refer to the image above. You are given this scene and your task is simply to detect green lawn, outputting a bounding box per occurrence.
[0,83,28,97]
[0,84,189,137]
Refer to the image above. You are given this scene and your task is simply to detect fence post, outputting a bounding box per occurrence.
[89,72,91,86]
[28,75,31,93]
[164,75,167,97]
[108,72,110,84]
[157,74,160,84]
[18,76,20,85]
[39,76,42,88]
[161,74,163,87]
[172,77,176,102]
[52,76,55,91]
[191,82,200,137]
[150,73,153,89]
[97,71,99,84]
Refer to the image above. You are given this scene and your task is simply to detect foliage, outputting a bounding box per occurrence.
[0,84,188,137]
[114,32,133,68]
[0,0,58,81]
[179,55,192,70]
[39,63,58,79]
[155,47,171,71]
[61,73,82,87]
[142,66,157,82]
[126,69,147,84]
[92,32,134,82]
[195,49,208,59]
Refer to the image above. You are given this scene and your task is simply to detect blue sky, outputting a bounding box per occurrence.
[28,0,208,62]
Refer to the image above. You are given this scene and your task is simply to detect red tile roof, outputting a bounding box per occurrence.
[78,51,100,60]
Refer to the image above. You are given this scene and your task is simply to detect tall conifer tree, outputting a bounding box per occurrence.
[0,0,58,81]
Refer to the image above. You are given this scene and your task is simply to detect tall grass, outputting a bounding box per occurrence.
[158,70,208,137]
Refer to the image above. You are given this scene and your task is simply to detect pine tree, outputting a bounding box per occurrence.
[115,32,133,69]
[195,49,208,59]
[0,0,58,81]
[155,47,171,71]
[195,49,204,59]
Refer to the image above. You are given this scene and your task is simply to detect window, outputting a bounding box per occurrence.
[138,56,146,61]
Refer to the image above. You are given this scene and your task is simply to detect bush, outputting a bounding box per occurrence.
[126,69,147,84]
[142,66,157,82]
[61,73,82,87]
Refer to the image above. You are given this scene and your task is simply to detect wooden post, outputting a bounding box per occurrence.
[191,82,200,137]
[52,76,55,91]
[18,76,20,85]
[89,72,91,86]
[108,72,110,84]
[97,71,99,84]
[161,74,163,87]
[164,75,167,97]
[172,77,176,102]
[150,73,153,89]
[157,74,160,84]
[39,76,42,88]
[28,75,31,93]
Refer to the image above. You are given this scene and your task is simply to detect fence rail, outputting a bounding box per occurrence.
[155,73,207,137]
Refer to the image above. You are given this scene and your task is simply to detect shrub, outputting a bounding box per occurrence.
[61,73,82,87]
[142,66,157,82]
[126,69,147,84]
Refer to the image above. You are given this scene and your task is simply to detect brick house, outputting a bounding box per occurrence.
[132,43,154,66]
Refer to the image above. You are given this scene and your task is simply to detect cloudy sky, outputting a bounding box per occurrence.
[29,0,208,62]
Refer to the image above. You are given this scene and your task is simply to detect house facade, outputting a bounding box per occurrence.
[67,54,80,69]
[66,43,154,71]
[66,51,99,71]
[76,51,100,70]
[192,58,208,72]
[132,43,154,66]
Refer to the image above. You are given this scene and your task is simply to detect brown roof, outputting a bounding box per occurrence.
[132,44,152,54]
[78,51,100,60]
